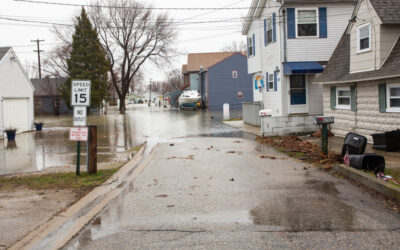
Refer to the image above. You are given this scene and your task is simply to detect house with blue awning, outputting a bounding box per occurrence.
[241,0,356,136]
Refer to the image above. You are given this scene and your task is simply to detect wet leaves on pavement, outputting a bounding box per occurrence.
[155,194,168,198]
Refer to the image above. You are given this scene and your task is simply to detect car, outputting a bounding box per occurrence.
[138,99,144,104]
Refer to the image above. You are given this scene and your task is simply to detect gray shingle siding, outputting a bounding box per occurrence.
[207,53,253,110]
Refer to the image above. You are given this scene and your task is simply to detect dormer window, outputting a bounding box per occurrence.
[297,9,318,37]
[357,23,371,53]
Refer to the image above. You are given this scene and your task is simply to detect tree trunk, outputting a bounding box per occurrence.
[119,95,126,114]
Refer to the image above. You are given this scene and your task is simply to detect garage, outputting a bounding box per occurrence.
[0,47,34,137]
[2,98,29,133]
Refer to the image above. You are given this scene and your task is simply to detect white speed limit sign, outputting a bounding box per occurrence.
[71,80,91,107]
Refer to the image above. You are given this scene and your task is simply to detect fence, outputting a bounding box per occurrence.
[242,102,263,127]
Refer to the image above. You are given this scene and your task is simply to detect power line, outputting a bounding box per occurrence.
[14,0,253,10]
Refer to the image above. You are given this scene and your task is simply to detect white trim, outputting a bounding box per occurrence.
[386,83,400,112]
[336,87,351,110]
[349,67,375,74]
[295,7,319,38]
[357,22,371,54]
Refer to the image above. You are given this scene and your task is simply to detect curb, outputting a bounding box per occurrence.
[10,142,157,250]
[222,121,261,137]
[333,164,400,201]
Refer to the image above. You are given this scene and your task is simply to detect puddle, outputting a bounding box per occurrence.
[1,106,245,175]
[250,181,354,231]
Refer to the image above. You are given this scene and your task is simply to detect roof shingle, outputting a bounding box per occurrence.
[0,47,11,62]
[183,52,238,73]
[370,0,400,24]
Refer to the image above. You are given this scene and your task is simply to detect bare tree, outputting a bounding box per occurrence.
[165,69,185,91]
[221,40,247,53]
[90,0,177,113]
[42,26,73,78]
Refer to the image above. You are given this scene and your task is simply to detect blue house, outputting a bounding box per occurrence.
[200,52,253,110]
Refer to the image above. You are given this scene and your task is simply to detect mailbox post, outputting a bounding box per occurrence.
[314,116,334,156]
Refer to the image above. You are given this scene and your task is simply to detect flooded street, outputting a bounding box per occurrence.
[0,105,248,175]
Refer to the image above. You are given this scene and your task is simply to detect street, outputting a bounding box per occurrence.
[59,108,400,249]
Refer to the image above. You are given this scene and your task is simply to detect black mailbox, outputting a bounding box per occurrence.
[314,116,334,125]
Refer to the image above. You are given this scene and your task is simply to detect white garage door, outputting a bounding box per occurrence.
[3,98,29,133]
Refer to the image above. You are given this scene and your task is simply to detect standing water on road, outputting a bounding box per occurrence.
[0,105,251,175]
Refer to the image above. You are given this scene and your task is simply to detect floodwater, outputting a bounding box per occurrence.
[0,105,251,175]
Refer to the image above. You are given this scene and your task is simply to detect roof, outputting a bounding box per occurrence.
[284,0,355,3]
[316,33,400,84]
[183,52,239,73]
[0,47,11,62]
[31,77,66,96]
[370,0,400,24]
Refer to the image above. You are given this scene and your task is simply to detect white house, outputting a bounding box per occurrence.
[0,47,35,138]
[242,0,356,136]
[316,0,400,142]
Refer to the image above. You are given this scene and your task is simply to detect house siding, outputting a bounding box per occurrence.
[349,0,381,73]
[323,78,400,142]
[207,54,253,109]
[286,4,354,62]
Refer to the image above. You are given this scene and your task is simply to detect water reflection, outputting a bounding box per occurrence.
[0,105,245,175]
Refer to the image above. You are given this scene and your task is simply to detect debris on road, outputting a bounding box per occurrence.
[229,178,235,182]
[169,144,174,147]
[258,136,342,167]
[167,205,175,208]
[233,140,242,143]
[260,155,277,160]
[155,194,168,198]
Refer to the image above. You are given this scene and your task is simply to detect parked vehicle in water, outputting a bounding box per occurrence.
[178,90,201,109]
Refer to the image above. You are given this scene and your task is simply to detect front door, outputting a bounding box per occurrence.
[289,75,307,114]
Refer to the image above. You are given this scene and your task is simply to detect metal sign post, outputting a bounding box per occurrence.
[71,80,91,176]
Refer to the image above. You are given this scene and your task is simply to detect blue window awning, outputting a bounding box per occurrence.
[283,62,324,75]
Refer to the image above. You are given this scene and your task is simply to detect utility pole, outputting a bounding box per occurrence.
[31,39,44,79]
[148,78,152,106]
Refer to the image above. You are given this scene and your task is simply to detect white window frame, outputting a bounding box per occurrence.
[232,71,238,79]
[267,73,274,91]
[296,8,319,38]
[336,87,351,110]
[357,23,371,53]
[248,36,253,56]
[386,83,400,112]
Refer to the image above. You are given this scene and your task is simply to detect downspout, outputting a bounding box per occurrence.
[282,8,287,63]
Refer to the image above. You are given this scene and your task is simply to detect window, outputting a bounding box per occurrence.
[266,18,273,44]
[387,83,400,112]
[268,73,274,90]
[297,9,318,37]
[248,36,253,56]
[232,71,238,79]
[336,87,351,109]
[357,23,371,53]
[290,75,306,105]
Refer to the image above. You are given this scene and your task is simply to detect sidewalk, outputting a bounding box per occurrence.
[223,120,261,137]
[300,135,400,170]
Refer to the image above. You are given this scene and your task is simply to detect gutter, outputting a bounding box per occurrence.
[316,73,400,85]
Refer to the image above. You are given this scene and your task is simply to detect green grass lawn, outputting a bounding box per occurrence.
[0,169,119,191]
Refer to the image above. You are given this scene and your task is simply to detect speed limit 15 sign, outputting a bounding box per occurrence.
[71,80,91,107]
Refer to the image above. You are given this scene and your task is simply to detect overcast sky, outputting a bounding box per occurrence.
[0,0,251,83]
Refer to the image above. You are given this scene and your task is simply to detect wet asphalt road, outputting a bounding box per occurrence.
[63,135,400,249]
